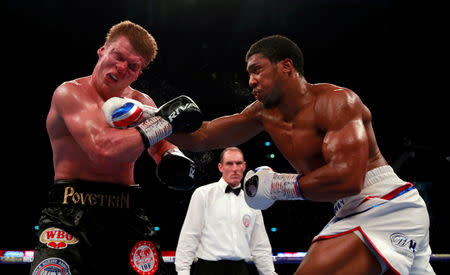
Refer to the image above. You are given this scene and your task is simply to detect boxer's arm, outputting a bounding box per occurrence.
[168,101,264,151]
[52,84,144,164]
[147,140,176,164]
[130,92,179,164]
[116,93,196,190]
[298,90,369,202]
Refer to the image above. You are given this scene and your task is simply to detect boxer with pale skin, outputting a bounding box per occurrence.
[48,34,166,184]
[167,35,434,274]
[31,21,201,275]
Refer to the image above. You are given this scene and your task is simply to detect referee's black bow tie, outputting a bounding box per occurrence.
[225,185,241,196]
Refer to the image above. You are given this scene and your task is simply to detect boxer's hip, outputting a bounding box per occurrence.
[39,179,153,235]
[32,179,166,275]
[333,165,415,218]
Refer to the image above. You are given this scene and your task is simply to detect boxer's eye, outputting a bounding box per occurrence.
[129,64,139,72]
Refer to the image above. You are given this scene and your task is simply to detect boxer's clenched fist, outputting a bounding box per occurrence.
[102,97,157,128]
[243,166,304,210]
[103,95,202,149]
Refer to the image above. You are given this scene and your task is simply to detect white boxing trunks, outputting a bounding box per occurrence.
[313,166,435,275]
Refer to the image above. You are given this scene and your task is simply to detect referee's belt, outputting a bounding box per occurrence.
[47,179,145,209]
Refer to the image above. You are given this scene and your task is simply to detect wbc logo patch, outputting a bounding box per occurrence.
[39,227,79,249]
[130,241,159,275]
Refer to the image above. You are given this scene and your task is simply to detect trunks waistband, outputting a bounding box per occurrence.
[48,179,144,209]
[363,165,402,188]
[332,165,408,216]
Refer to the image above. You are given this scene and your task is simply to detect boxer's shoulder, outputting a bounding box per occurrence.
[313,85,364,125]
[51,77,96,115]
[57,76,90,90]
[312,83,356,101]
[241,100,264,121]
[53,77,90,100]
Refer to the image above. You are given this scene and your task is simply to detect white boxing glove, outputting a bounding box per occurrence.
[103,95,202,150]
[102,97,158,128]
[243,166,305,210]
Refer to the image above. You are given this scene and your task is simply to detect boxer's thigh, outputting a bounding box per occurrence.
[29,234,88,275]
[99,208,170,275]
[295,232,381,275]
[30,208,91,275]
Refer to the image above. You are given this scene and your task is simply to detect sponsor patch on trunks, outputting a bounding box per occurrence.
[390,232,417,257]
[39,227,79,249]
[32,257,71,275]
[130,240,159,275]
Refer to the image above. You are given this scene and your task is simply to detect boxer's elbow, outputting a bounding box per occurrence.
[329,166,364,199]
[338,173,365,198]
[342,181,363,197]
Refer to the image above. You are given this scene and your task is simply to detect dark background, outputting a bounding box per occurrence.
[5,0,448,273]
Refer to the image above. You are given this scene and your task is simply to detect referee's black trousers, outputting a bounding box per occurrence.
[193,258,249,275]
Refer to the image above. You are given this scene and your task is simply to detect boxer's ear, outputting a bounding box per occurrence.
[97,45,106,58]
[280,58,294,73]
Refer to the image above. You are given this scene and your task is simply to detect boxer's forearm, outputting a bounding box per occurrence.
[88,127,145,165]
[298,162,364,202]
[167,130,209,152]
[168,113,263,152]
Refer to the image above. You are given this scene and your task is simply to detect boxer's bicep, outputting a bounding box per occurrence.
[322,120,369,171]
[52,87,102,153]
[53,85,142,161]
[319,92,369,192]
[52,85,94,142]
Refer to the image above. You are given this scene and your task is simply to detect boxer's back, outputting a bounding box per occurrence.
[47,77,135,184]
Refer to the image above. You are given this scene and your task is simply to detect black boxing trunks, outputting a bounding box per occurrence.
[29,180,169,275]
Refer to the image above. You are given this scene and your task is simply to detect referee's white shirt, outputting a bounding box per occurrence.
[175,178,276,275]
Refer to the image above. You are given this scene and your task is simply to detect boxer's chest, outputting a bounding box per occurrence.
[262,107,326,173]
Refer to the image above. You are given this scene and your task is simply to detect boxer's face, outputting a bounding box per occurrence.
[247,53,282,108]
[94,36,145,94]
[218,150,246,188]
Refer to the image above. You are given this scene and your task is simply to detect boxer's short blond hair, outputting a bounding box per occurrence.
[106,20,158,69]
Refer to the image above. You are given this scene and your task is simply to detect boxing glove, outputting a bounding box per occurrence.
[103,96,203,149]
[102,97,157,128]
[156,148,196,191]
[136,95,203,149]
[243,166,304,210]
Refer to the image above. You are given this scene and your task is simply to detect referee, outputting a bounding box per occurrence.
[175,147,277,275]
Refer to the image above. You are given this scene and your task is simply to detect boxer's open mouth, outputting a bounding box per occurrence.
[108,73,118,82]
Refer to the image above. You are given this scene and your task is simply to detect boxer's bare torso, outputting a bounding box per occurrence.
[47,77,144,184]
[47,36,172,185]
[168,45,389,275]
[251,83,386,173]
[171,53,387,202]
